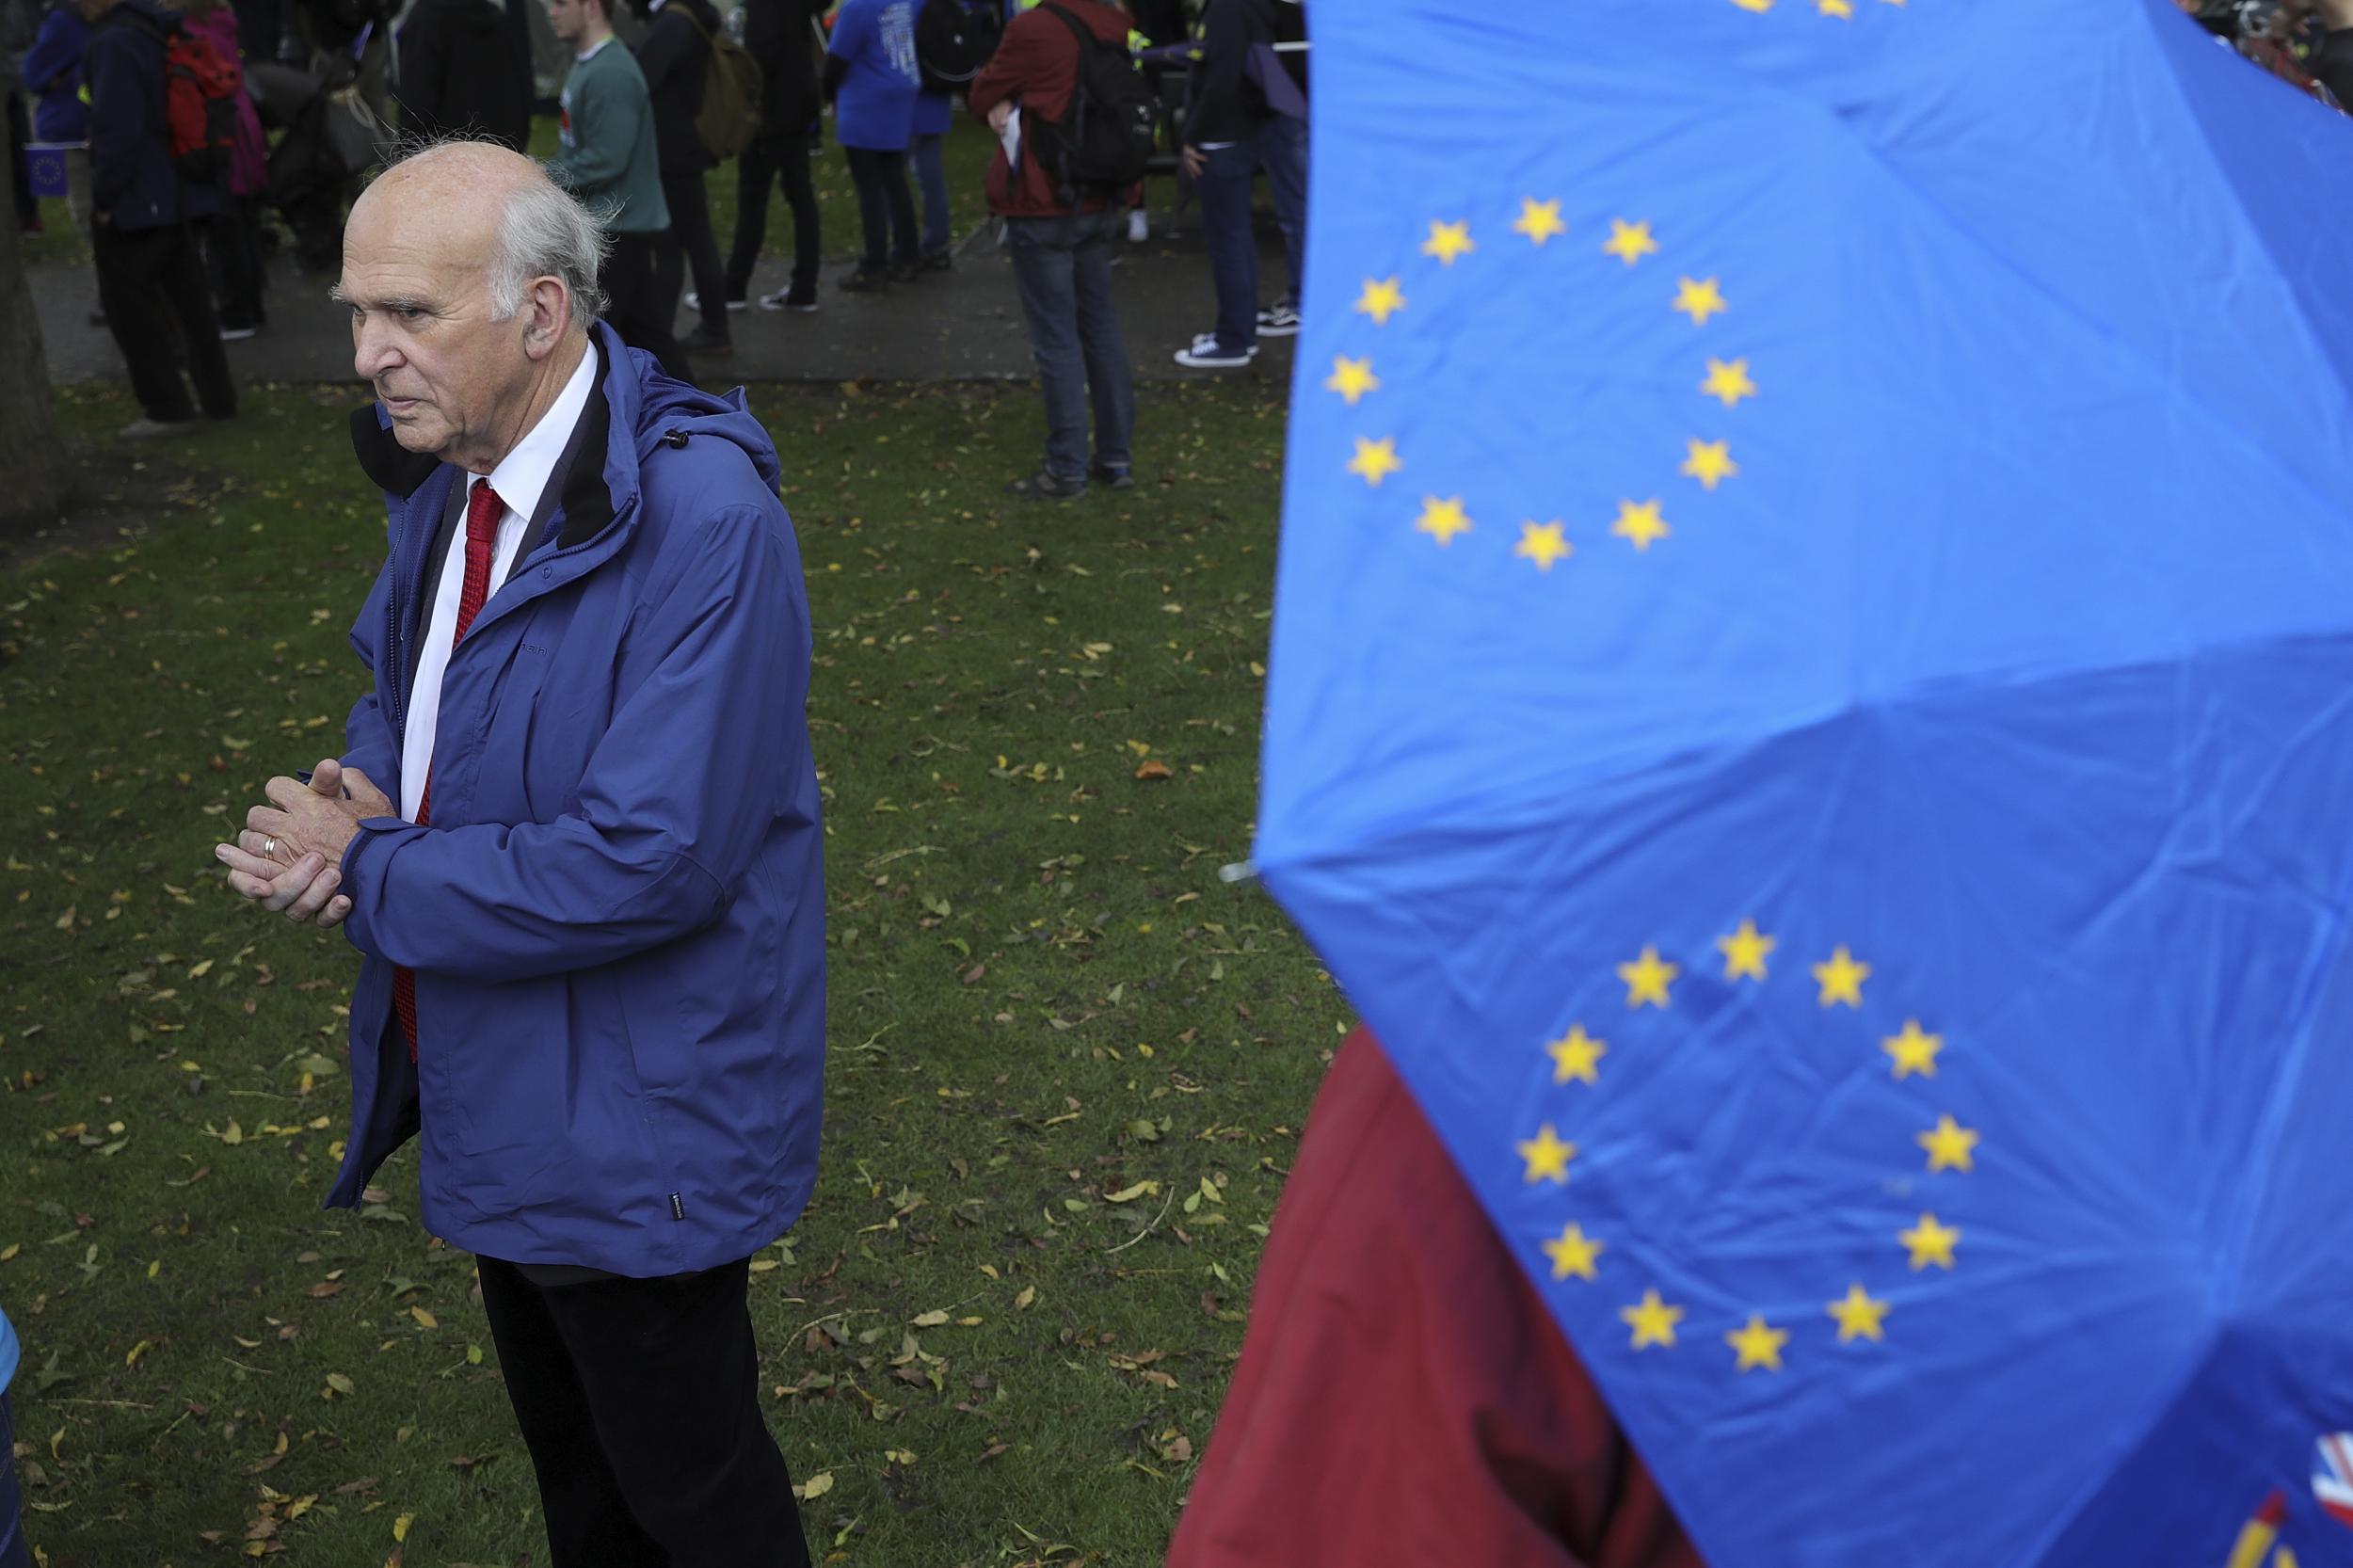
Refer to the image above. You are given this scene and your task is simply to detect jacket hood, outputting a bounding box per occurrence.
[613,324,784,496]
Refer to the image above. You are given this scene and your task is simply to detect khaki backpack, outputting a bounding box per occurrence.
[680,5,764,161]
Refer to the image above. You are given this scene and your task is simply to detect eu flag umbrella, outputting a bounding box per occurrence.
[1253,2,2353,1564]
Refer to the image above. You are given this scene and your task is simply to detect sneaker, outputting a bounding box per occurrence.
[920,248,952,272]
[839,268,888,294]
[1256,303,1301,337]
[1089,463,1135,491]
[684,291,748,312]
[680,324,733,354]
[1126,207,1148,244]
[219,324,259,342]
[1173,333,1257,370]
[1005,469,1087,502]
[759,287,820,313]
[120,416,200,440]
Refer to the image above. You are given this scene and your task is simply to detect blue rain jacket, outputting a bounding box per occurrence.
[325,326,825,1276]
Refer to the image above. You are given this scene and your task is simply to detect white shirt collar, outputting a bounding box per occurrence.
[577,32,613,59]
[475,343,599,531]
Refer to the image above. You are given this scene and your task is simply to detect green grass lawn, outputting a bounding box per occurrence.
[0,373,1343,1566]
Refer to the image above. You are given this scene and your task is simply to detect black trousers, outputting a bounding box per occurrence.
[726,137,820,303]
[661,170,729,339]
[600,230,695,383]
[478,1255,812,1568]
[92,221,237,423]
[841,145,916,272]
[204,195,267,329]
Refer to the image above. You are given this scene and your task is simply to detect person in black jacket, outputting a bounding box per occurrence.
[394,0,529,149]
[723,0,819,312]
[1172,0,1306,370]
[75,0,237,435]
[632,0,728,352]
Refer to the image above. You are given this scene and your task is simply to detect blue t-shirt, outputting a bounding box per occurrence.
[0,1305,17,1397]
[912,88,952,137]
[831,0,920,151]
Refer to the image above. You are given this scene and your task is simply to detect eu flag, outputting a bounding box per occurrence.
[1254,3,2353,1563]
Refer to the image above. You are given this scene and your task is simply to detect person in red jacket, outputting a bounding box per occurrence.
[967,0,1136,502]
[1167,1026,1706,1568]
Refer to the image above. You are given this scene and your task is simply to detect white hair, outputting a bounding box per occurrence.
[375,137,611,328]
[488,174,612,327]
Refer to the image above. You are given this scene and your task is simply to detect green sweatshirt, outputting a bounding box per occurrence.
[550,37,669,234]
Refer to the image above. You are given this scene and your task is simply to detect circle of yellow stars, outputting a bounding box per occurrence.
[1336,204,1756,572]
[1516,917,1978,1375]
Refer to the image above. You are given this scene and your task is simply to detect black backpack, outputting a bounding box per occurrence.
[914,0,1000,93]
[1033,2,1154,197]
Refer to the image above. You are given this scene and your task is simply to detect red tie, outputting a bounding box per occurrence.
[392,479,504,1063]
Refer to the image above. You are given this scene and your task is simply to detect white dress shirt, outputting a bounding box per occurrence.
[399,346,600,822]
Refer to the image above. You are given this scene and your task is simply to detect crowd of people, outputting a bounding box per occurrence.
[4,0,1311,496]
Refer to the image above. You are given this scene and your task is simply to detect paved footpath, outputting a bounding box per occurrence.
[32,213,1301,390]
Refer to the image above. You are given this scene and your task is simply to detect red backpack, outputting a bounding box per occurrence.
[132,11,242,183]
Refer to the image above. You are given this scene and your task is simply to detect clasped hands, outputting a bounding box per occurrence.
[213,759,394,928]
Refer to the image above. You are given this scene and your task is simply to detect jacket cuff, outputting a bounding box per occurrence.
[339,816,420,959]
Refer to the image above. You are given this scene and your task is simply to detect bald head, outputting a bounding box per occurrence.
[338,138,609,472]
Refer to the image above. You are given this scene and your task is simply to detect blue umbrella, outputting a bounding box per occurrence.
[1256,2,2353,1564]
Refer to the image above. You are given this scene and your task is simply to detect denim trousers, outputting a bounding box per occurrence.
[1194,139,1260,354]
[1004,208,1135,480]
[841,144,918,271]
[1254,112,1308,311]
[0,1390,28,1568]
[911,131,952,257]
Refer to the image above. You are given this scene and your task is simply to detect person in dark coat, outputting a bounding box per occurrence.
[75,0,238,435]
[394,0,529,149]
[632,0,728,352]
[722,0,820,312]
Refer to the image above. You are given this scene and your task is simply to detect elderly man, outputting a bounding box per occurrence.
[211,140,822,1568]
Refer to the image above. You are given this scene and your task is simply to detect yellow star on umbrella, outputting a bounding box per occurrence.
[1716,919,1775,981]
[1514,520,1573,572]
[1354,275,1408,325]
[1882,1018,1944,1080]
[1826,1283,1890,1343]
[1820,0,1854,16]
[1620,1288,1684,1349]
[1899,1211,1961,1271]
[1917,1113,1980,1174]
[1725,1315,1789,1372]
[1348,436,1402,487]
[1680,439,1738,490]
[1602,217,1659,265]
[1617,945,1679,1008]
[1701,357,1759,408]
[1611,499,1672,552]
[1729,0,1772,10]
[1545,1024,1607,1086]
[1542,1222,1604,1282]
[1422,219,1476,265]
[1516,1122,1577,1185]
[1672,276,1728,326]
[1513,198,1567,246]
[1812,945,1870,1008]
[1325,356,1380,406]
[1415,494,1472,546]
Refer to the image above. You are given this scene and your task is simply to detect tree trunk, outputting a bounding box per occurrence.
[0,146,68,525]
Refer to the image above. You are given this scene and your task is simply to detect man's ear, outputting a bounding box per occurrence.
[521,276,571,359]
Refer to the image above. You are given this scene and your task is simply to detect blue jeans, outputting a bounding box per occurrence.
[0,1391,27,1568]
[1005,209,1135,481]
[1195,140,1260,354]
[1255,113,1307,312]
[911,132,952,258]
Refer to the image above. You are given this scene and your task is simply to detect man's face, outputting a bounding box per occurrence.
[546,0,589,47]
[338,186,527,463]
